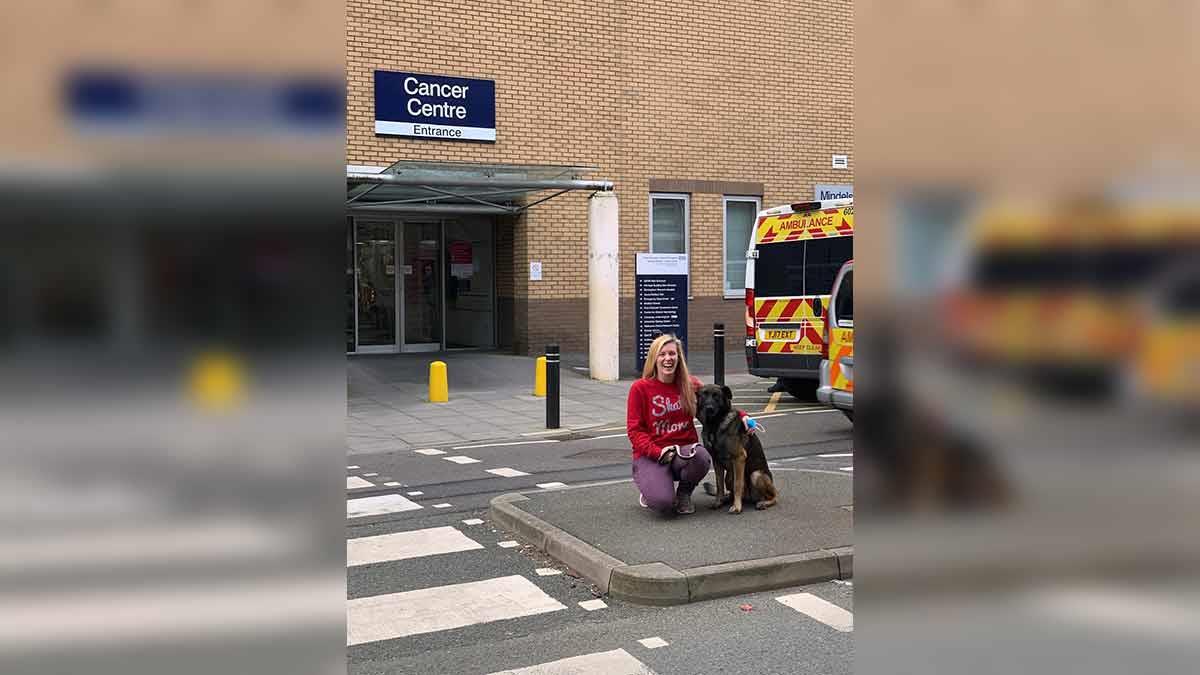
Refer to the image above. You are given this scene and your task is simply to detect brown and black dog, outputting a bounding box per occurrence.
[696,384,778,513]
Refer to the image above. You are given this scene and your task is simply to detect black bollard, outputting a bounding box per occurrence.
[546,344,560,429]
[713,323,725,386]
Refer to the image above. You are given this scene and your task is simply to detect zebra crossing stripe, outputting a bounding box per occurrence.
[347,494,423,518]
[347,575,566,645]
[347,526,483,567]
[775,592,853,632]
[347,476,374,490]
[487,648,658,675]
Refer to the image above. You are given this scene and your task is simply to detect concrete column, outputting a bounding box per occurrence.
[588,191,620,382]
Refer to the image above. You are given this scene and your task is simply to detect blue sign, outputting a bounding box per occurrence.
[66,69,343,136]
[635,254,689,374]
[374,70,496,141]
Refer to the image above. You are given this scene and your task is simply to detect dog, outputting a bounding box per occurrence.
[696,384,778,513]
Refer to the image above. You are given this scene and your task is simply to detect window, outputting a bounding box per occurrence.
[834,270,853,325]
[803,236,854,296]
[754,236,853,298]
[650,193,689,254]
[723,197,760,297]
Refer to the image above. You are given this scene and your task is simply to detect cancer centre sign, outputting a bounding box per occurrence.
[374,70,496,141]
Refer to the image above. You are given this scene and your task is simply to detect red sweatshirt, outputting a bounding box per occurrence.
[626,376,703,460]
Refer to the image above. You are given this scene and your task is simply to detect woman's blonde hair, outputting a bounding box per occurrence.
[642,333,695,418]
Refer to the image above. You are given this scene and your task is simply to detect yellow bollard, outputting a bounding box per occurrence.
[533,356,547,397]
[429,361,448,403]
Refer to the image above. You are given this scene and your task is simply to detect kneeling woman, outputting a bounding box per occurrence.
[627,334,750,515]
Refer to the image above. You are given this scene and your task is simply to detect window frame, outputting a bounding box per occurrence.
[648,192,691,258]
[722,195,762,299]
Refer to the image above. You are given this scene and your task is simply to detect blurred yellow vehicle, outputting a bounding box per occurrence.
[942,200,1199,406]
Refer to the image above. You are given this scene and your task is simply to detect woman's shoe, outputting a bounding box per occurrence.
[639,492,649,508]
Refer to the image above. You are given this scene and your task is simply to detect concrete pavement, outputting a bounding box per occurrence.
[348,349,760,454]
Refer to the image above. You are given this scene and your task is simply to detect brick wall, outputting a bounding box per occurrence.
[347,0,854,355]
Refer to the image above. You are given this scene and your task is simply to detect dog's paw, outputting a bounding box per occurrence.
[755,502,769,510]
[728,504,742,514]
[710,500,723,510]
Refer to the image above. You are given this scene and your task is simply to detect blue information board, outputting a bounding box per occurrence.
[374,70,496,141]
[635,253,689,373]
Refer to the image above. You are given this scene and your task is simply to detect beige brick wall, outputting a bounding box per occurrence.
[348,0,853,354]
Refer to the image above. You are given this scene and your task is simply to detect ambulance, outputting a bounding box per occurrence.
[744,199,854,398]
[817,260,854,420]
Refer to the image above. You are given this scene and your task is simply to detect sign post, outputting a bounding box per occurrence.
[635,253,689,374]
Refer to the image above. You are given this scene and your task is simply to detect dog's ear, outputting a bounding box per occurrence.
[722,385,733,402]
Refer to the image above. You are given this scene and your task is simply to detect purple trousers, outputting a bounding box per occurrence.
[632,444,713,513]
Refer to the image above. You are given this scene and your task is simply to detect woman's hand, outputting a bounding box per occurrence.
[657,445,678,464]
[743,416,764,435]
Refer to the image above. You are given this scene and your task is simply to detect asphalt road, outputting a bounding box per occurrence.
[346,387,854,675]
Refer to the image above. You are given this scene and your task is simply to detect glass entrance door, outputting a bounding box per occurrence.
[401,222,442,351]
[353,220,398,352]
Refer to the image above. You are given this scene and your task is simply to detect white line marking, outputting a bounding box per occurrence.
[793,409,839,415]
[486,467,531,477]
[347,575,566,645]
[497,541,520,548]
[384,481,402,487]
[0,520,304,573]
[347,527,483,567]
[840,467,853,472]
[536,482,568,490]
[0,574,341,649]
[347,494,423,518]
[1027,586,1200,639]
[775,592,853,632]
[443,455,481,464]
[489,648,653,675]
[432,503,452,509]
[637,636,669,649]
[406,491,424,496]
[819,453,853,458]
[534,568,562,576]
[362,473,379,477]
[347,465,360,470]
[414,448,446,456]
[453,439,560,450]
[578,599,608,611]
[521,423,627,437]
[587,433,629,440]
[346,476,374,490]
[748,412,789,420]
[462,518,484,525]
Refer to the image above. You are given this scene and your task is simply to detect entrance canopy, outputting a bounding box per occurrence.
[347,161,613,215]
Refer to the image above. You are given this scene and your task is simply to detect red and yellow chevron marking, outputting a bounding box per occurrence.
[757,325,824,354]
[754,296,827,355]
[756,206,854,245]
[754,296,823,323]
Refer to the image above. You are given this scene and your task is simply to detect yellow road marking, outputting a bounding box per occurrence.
[764,391,781,413]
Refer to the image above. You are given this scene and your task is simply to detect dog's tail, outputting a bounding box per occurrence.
[702,481,718,497]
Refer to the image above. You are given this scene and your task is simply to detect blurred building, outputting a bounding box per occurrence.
[345,0,854,360]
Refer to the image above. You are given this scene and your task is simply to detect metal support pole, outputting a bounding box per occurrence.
[714,323,725,386]
[546,344,560,429]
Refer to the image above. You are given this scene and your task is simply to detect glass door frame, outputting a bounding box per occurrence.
[350,217,402,354]
[348,215,499,354]
[398,218,444,353]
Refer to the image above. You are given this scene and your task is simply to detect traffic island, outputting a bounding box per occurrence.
[489,469,852,605]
